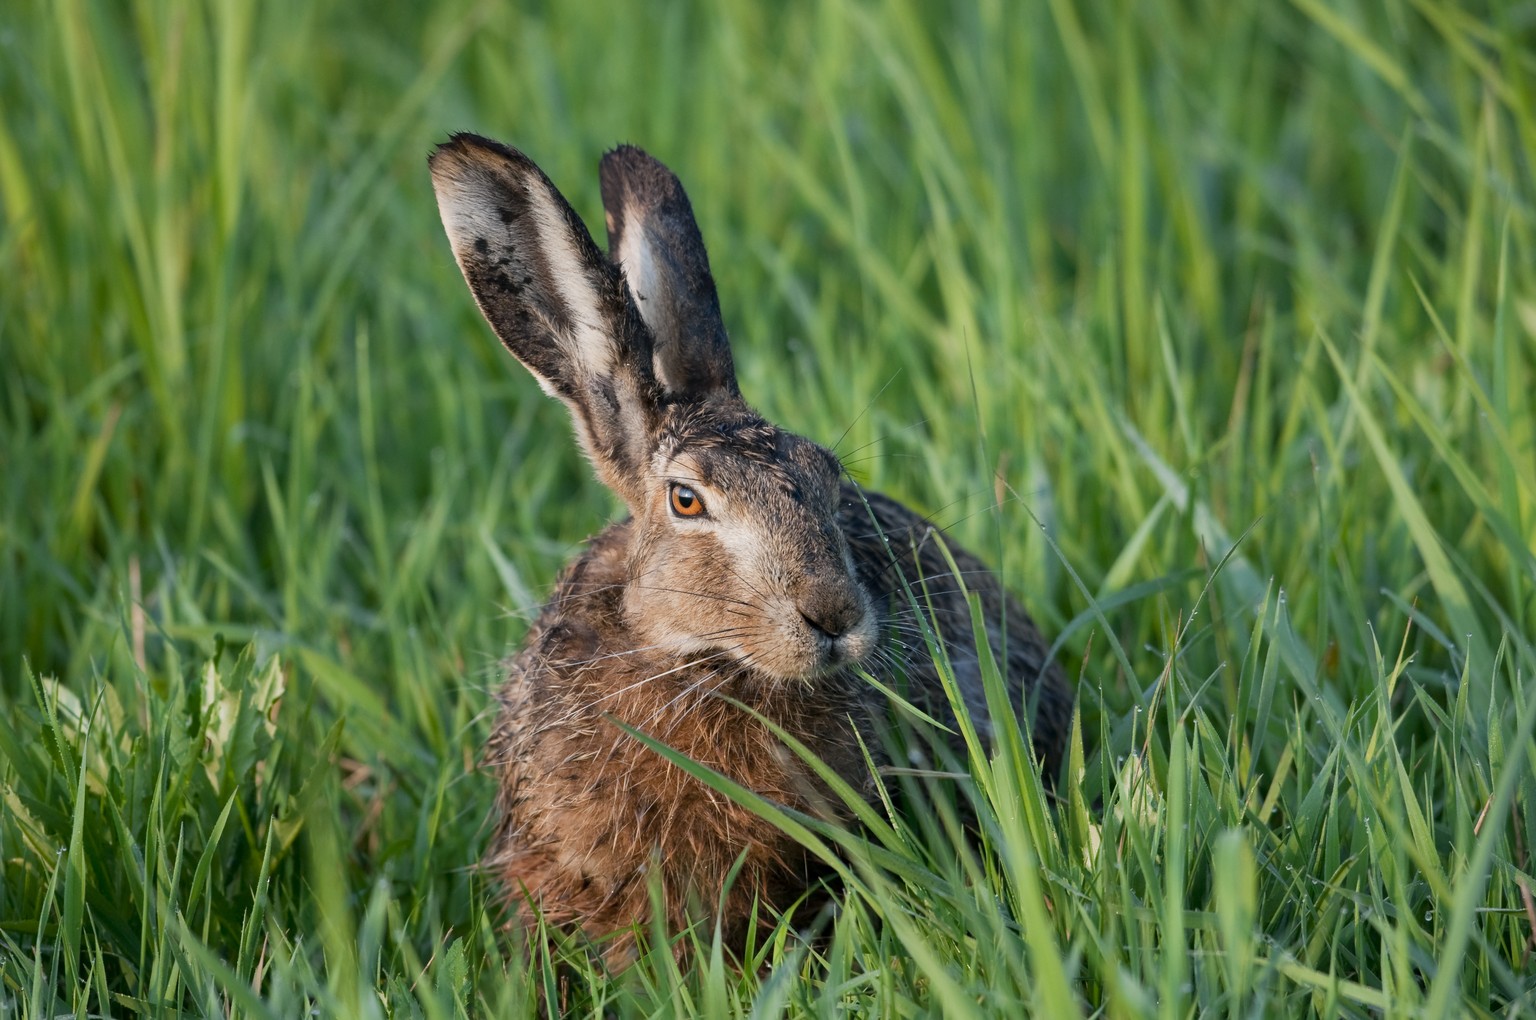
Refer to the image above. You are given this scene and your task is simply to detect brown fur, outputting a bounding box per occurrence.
[429,134,1074,955]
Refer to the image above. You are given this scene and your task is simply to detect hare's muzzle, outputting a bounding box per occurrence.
[798,590,862,641]
[795,580,876,671]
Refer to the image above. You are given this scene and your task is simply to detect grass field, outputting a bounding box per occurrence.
[4,0,1536,1015]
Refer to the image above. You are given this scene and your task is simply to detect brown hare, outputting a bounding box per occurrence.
[428,134,1073,952]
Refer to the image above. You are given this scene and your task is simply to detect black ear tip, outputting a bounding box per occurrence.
[599,144,685,208]
[600,142,651,168]
[429,133,538,176]
[443,131,509,151]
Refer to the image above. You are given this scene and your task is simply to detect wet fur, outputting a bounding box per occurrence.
[429,134,1074,953]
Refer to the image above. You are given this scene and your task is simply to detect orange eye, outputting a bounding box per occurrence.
[669,483,707,518]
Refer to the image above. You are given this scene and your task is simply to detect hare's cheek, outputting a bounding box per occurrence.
[623,535,746,639]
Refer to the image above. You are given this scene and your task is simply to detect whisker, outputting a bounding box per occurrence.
[591,649,738,706]
[622,583,760,610]
[829,369,905,456]
[541,630,747,671]
[724,565,770,602]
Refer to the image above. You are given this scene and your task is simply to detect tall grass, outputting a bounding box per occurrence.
[2,0,1534,1014]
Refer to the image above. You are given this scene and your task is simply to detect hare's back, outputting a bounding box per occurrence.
[837,486,1072,776]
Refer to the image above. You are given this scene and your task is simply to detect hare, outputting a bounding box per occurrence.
[428,133,1073,951]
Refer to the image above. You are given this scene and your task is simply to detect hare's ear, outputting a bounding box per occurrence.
[599,146,739,402]
[430,134,658,505]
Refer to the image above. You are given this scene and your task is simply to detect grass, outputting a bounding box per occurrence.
[2,0,1535,1014]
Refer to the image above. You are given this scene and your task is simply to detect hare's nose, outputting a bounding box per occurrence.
[799,589,863,640]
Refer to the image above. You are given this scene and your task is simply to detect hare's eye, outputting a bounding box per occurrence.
[669,483,707,518]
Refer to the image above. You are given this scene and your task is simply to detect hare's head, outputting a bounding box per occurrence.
[430,135,878,682]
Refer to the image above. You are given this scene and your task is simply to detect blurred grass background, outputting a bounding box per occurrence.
[2,0,1535,1015]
